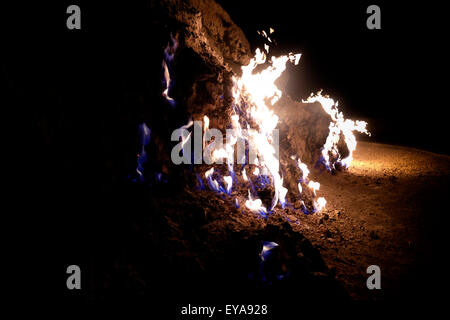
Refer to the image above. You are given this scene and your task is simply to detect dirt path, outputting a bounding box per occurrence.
[292,141,450,300]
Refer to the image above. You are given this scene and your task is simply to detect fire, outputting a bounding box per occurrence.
[228,47,301,211]
[292,156,326,214]
[205,167,220,192]
[164,30,369,218]
[224,176,233,194]
[162,33,178,106]
[136,122,151,181]
[304,92,370,170]
[245,190,268,215]
[202,43,356,215]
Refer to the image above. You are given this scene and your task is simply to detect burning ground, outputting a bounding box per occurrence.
[22,0,449,306]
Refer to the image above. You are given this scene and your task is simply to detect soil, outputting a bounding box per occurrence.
[295,141,450,300]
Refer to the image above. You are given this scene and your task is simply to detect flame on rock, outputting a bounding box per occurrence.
[162,33,178,106]
[260,241,278,261]
[205,167,220,191]
[224,175,233,195]
[173,30,369,218]
[304,91,370,170]
[136,122,151,181]
[228,47,299,211]
[199,44,317,216]
[292,156,326,214]
[245,190,268,215]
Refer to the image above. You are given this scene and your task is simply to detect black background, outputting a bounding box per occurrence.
[4,0,448,311]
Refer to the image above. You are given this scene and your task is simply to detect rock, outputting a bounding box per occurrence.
[274,96,333,167]
[150,0,251,71]
[324,229,332,238]
[124,0,253,185]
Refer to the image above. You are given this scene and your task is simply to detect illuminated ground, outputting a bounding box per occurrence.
[293,141,450,300]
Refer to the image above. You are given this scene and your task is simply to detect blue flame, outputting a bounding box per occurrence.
[257,241,289,284]
[260,241,278,261]
[136,122,151,181]
[196,173,205,190]
[162,33,178,107]
[301,203,317,215]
